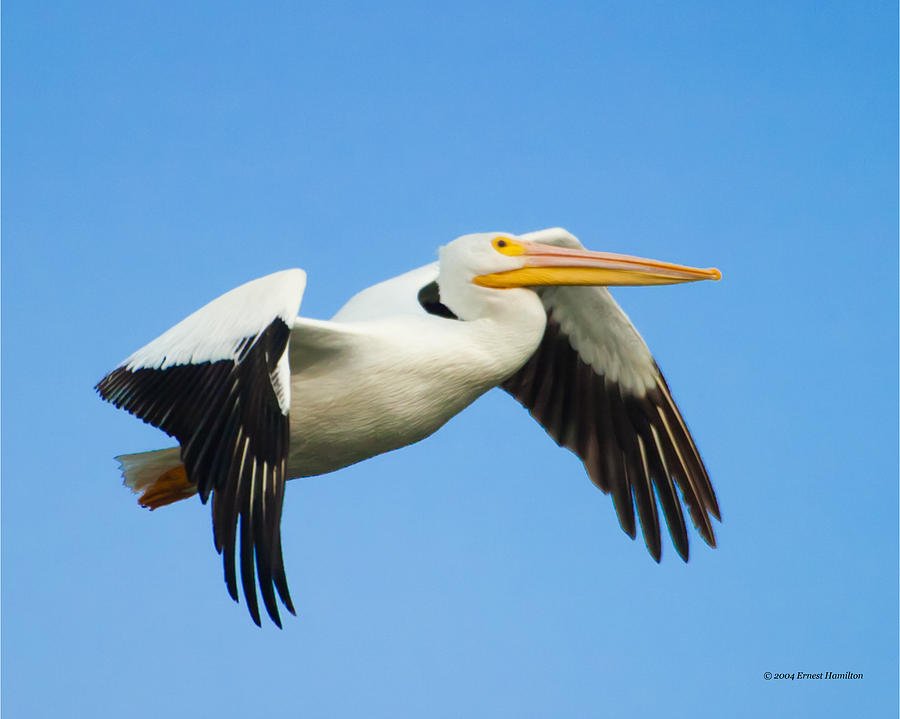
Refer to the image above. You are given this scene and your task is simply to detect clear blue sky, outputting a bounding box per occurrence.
[3,2,897,717]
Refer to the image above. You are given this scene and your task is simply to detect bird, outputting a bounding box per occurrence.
[96,227,722,627]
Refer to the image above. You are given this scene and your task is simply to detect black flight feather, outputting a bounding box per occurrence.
[96,317,295,627]
[501,314,718,562]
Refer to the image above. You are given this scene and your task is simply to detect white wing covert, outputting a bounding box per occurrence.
[96,269,306,626]
[331,262,440,321]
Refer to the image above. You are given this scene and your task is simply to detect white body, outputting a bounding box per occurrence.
[285,266,547,476]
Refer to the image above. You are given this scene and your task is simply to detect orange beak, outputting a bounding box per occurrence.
[474,241,722,288]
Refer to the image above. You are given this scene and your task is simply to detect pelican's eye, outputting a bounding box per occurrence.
[492,236,524,256]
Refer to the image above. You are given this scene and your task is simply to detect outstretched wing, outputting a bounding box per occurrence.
[502,282,720,563]
[96,269,306,626]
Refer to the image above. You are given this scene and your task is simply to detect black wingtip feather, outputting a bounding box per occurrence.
[240,498,262,627]
[650,451,690,562]
[253,464,282,628]
[598,382,635,540]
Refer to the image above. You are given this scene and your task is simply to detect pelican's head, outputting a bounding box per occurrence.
[438,227,720,319]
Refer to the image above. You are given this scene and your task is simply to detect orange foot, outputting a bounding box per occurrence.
[138,465,196,510]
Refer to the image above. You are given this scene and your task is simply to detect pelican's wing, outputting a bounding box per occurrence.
[331,262,440,321]
[96,269,307,626]
[501,283,719,562]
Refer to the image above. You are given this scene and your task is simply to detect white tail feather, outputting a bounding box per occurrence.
[115,447,193,496]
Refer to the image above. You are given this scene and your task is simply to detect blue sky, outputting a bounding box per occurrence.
[3,1,897,717]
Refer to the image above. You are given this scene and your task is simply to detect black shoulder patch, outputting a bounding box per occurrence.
[417,281,458,320]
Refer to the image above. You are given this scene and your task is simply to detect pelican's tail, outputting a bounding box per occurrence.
[116,447,198,510]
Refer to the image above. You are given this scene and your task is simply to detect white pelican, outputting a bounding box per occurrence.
[96,228,722,627]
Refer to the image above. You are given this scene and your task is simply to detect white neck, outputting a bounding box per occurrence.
[439,280,548,383]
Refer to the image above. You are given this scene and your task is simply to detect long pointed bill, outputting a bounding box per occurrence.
[474,241,722,288]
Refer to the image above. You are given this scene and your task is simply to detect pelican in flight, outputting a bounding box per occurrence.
[96,228,722,627]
